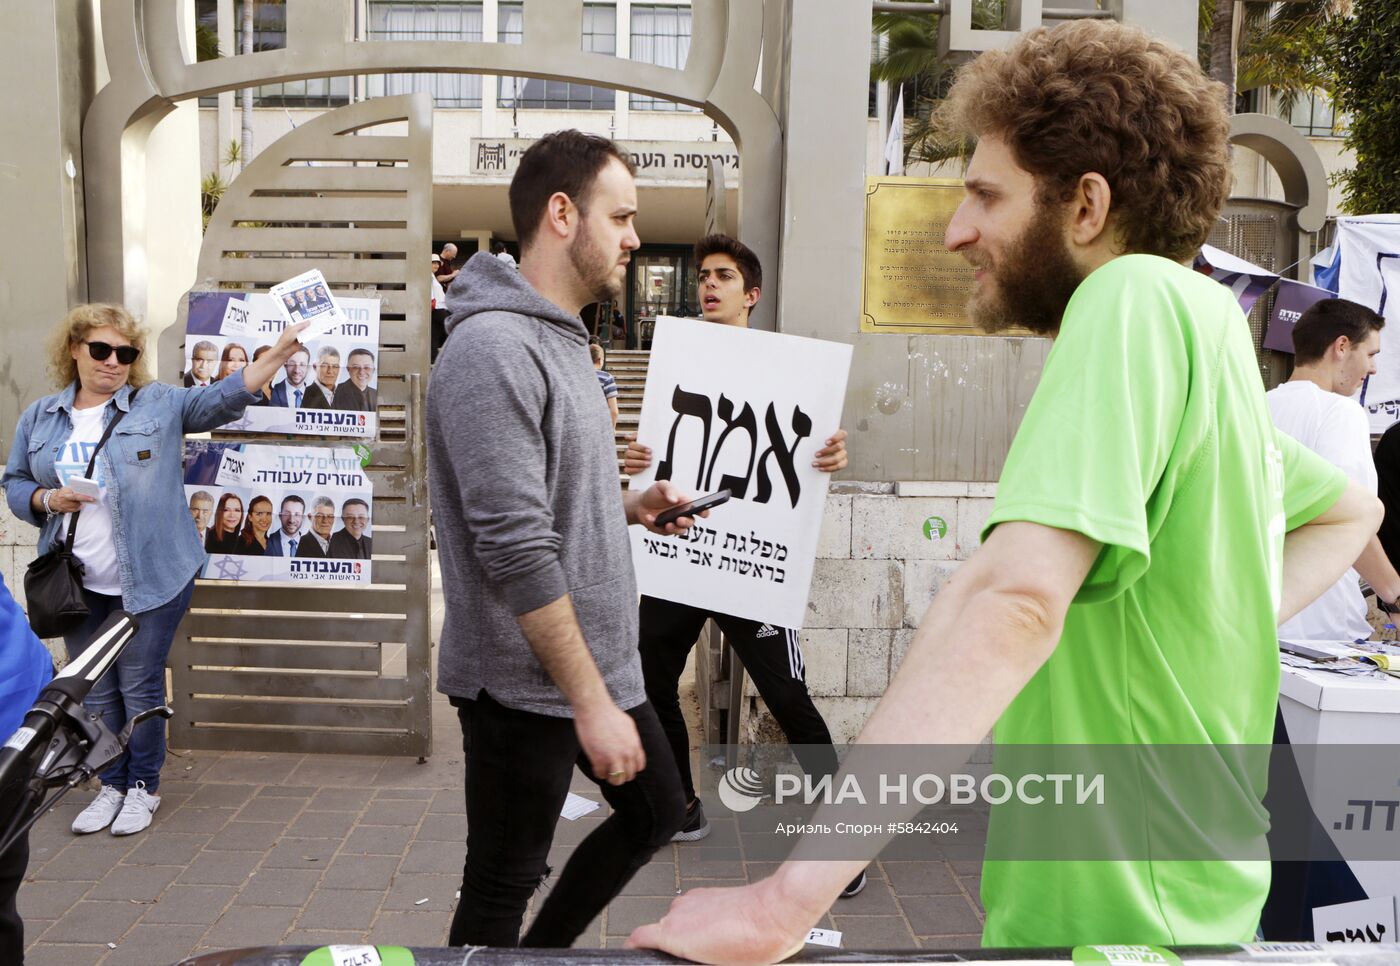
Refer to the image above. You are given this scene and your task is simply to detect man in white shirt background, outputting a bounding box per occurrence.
[1268,297,1400,639]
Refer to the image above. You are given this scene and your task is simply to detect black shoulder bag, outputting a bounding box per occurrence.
[24,389,137,638]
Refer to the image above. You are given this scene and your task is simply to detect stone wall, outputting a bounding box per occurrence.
[739,481,997,744]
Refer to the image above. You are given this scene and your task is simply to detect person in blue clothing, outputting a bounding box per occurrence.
[0,574,54,965]
[2,303,305,838]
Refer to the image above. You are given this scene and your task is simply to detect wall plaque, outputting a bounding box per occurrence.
[861,177,979,334]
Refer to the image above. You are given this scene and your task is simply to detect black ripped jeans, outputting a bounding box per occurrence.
[449,690,685,948]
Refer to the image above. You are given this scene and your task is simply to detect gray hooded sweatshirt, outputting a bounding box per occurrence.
[428,252,643,716]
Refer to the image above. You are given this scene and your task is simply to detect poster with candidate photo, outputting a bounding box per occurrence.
[184,441,373,586]
[185,290,380,438]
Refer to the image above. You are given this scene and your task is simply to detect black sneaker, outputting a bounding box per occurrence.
[671,798,711,842]
[840,871,867,898]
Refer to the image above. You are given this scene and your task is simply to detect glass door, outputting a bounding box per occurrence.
[630,250,695,348]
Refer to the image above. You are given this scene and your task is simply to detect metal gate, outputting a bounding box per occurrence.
[159,94,434,757]
[1209,200,1302,392]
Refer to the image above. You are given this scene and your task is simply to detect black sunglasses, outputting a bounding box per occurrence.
[84,341,141,365]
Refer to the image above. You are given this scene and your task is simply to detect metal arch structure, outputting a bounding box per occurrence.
[156,92,436,755]
[83,0,784,328]
[1228,111,1331,269]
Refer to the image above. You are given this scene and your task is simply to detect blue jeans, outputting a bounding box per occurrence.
[62,577,196,794]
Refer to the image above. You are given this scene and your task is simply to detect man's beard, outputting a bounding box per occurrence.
[965,203,1085,336]
[569,217,623,303]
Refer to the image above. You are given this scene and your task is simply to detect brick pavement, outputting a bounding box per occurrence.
[18,578,985,964]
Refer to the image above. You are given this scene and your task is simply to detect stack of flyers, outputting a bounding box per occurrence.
[268,269,349,341]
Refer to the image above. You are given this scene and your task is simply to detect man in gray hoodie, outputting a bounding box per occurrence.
[427,130,697,948]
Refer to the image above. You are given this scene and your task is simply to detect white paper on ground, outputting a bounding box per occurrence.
[805,928,842,947]
[560,792,601,820]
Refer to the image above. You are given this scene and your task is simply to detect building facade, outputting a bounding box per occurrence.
[196,0,884,347]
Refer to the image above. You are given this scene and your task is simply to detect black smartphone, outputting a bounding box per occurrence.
[654,488,731,527]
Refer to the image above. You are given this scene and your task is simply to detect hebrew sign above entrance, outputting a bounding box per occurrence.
[470,138,741,181]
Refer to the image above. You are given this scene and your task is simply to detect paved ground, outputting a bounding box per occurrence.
[19,576,985,964]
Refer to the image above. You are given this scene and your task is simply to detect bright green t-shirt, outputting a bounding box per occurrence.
[978,255,1346,948]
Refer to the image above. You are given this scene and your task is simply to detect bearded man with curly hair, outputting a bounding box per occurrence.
[628,19,1382,959]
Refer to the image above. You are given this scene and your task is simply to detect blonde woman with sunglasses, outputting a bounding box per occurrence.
[1,304,306,837]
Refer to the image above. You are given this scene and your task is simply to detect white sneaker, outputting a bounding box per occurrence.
[72,785,126,834]
[110,782,160,836]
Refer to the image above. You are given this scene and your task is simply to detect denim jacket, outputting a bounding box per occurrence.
[2,375,258,614]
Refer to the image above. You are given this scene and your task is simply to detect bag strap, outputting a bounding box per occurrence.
[60,386,139,553]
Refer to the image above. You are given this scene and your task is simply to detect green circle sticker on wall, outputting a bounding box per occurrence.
[922,516,948,541]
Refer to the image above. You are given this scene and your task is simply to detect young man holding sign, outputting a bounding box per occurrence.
[622,234,862,897]
[628,21,1381,960]
[427,130,705,948]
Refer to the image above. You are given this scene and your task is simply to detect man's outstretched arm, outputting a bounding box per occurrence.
[627,520,1100,965]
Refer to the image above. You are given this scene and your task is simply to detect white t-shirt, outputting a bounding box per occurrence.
[54,403,121,596]
[431,275,446,310]
[1268,380,1375,642]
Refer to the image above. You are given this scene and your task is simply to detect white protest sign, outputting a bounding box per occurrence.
[629,317,851,629]
[1313,895,1397,944]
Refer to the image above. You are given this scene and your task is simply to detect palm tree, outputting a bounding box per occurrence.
[1207,0,1238,110]
[1204,1,1351,118]
[240,0,255,171]
[869,1,1004,166]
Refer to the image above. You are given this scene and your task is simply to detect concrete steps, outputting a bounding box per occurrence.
[605,349,649,484]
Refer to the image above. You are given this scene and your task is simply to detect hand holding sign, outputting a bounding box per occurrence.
[628,318,852,628]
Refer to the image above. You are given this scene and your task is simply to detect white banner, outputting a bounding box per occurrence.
[1331,216,1400,430]
[184,442,373,586]
[185,291,381,438]
[628,318,852,629]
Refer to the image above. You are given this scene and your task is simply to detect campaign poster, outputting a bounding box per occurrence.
[1263,279,1335,354]
[628,317,852,629]
[184,441,373,586]
[185,291,380,438]
[1193,244,1279,315]
[1328,216,1400,430]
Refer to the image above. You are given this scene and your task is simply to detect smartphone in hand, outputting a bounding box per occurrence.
[654,488,731,528]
